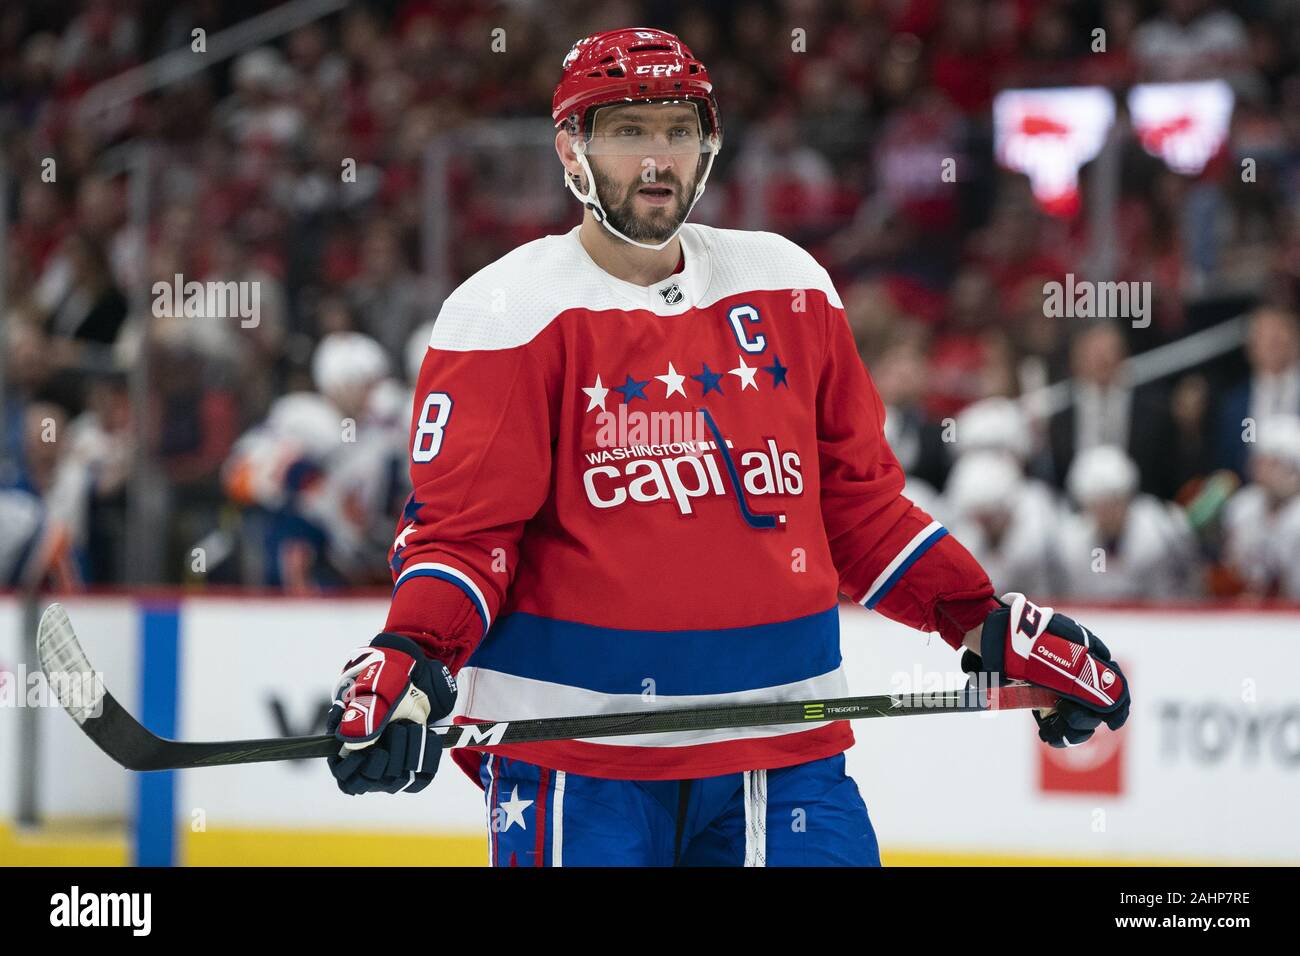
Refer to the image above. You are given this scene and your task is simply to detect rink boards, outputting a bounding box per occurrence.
[1,594,1296,866]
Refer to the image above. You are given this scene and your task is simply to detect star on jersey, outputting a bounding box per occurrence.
[729,356,759,391]
[582,374,609,412]
[655,362,687,398]
[402,496,424,524]
[614,374,650,403]
[390,498,425,572]
[692,362,724,396]
[762,355,789,388]
[499,785,533,831]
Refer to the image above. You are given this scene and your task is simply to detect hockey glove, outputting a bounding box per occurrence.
[961,593,1131,749]
[326,633,457,795]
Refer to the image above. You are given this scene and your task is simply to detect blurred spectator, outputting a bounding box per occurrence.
[9,401,89,588]
[406,319,434,389]
[1132,0,1255,93]
[54,0,138,89]
[940,397,1067,594]
[70,371,133,583]
[1058,445,1200,600]
[346,219,427,370]
[1216,306,1300,477]
[923,267,1003,419]
[1077,0,1142,88]
[733,107,836,237]
[942,449,1063,597]
[949,394,1036,465]
[1048,322,1173,495]
[871,324,951,490]
[1159,372,1217,500]
[34,231,128,348]
[927,0,1006,116]
[11,181,69,275]
[219,47,303,155]
[201,232,288,416]
[2,311,55,485]
[0,489,46,587]
[1221,414,1300,596]
[147,319,241,581]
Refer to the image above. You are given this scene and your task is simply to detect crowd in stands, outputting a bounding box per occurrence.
[2,0,1299,600]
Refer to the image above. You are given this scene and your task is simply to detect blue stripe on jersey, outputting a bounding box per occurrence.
[863,526,948,609]
[394,567,489,635]
[465,606,840,696]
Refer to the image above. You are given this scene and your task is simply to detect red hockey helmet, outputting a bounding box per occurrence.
[552,27,722,145]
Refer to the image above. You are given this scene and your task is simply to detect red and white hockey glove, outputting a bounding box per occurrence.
[325,634,457,795]
[962,593,1131,748]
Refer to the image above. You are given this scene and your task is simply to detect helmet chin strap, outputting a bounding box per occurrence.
[566,144,718,252]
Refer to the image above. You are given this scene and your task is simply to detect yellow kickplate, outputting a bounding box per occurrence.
[181,828,488,866]
[0,821,129,867]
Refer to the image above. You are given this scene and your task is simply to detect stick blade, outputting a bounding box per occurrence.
[36,602,164,771]
[37,602,106,725]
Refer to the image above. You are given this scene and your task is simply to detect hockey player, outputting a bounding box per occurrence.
[942,398,1065,596]
[1222,414,1300,595]
[324,28,1131,866]
[308,332,412,583]
[222,333,411,587]
[943,450,1065,597]
[222,389,346,588]
[1056,445,1200,600]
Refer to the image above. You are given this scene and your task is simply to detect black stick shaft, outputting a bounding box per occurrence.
[37,603,1057,772]
[172,683,1056,769]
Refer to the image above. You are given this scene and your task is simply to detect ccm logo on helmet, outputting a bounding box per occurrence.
[635,63,682,76]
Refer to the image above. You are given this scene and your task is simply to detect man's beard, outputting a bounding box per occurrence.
[591,164,697,244]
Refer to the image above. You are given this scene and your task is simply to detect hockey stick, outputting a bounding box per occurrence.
[37,602,1058,773]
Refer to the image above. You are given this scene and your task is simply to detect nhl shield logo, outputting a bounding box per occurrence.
[659,282,684,305]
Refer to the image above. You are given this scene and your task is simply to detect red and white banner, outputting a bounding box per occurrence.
[1128,80,1234,176]
[993,86,1115,217]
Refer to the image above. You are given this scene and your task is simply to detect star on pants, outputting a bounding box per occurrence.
[499,785,533,832]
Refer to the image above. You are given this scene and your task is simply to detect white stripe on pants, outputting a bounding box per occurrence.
[484,755,496,866]
[743,769,768,867]
[552,770,565,867]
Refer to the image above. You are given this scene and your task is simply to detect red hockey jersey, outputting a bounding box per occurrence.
[385,223,996,781]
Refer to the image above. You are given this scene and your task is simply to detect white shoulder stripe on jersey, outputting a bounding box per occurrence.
[693,225,843,310]
[427,224,842,353]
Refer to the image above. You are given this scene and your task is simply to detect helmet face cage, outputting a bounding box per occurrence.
[553,28,722,251]
[563,101,717,220]
[584,100,710,158]
[561,98,720,158]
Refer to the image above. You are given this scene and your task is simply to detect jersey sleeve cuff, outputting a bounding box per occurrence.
[855,520,949,609]
[392,561,492,639]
